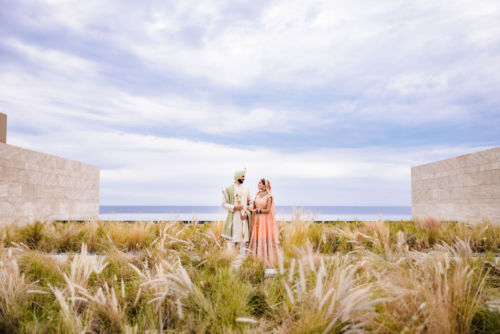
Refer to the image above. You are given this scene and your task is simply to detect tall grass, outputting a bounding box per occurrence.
[0,218,498,332]
[0,248,45,332]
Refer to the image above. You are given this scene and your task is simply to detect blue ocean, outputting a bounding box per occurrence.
[99,206,412,222]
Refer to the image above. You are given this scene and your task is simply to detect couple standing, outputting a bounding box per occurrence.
[221,170,279,269]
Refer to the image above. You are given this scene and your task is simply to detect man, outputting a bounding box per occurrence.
[221,169,253,255]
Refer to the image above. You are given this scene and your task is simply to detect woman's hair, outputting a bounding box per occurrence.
[259,179,267,190]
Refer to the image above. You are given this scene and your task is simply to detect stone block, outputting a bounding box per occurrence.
[412,147,500,224]
[0,113,6,143]
[480,161,500,172]
[8,183,22,197]
[21,183,35,199]
[0,142,99,224]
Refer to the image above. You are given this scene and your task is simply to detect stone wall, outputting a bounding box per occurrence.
[411,147,500,224]
[0,113,6,143]
[0,142,99,224]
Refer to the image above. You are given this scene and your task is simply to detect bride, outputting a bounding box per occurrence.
[248,178,280,269]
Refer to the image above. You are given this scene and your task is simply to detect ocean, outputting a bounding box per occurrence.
[99,206,413,222]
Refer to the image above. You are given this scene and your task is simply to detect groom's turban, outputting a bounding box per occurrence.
[234,170,245,181]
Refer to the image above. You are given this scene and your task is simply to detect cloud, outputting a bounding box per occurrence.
[3,1,500,115]
[0,38,320,136]
[3,38,94,75]
[118,0,500,91]
[5,0,496,128]
[0,0,499,206]
[9,125,491,205]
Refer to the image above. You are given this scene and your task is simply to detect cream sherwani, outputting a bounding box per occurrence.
[221,182,252,243]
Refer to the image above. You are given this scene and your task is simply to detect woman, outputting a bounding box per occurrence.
[248,178,280,269]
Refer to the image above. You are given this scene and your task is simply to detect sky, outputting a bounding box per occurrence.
[0,0,499,206]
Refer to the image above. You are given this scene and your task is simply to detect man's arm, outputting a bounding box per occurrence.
[240,187,254,219]
[221,189,234,212]
[247,188,254,209]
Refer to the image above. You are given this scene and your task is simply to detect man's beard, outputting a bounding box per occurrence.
[238,178,244,184]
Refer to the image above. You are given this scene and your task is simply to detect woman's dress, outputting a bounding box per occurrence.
[248,193,280,267]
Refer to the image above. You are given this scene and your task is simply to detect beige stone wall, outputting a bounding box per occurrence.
[412,147,500,224]
[0,113,6,143]
[0,142,99,224]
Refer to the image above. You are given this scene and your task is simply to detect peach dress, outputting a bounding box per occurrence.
[248,192,280,267]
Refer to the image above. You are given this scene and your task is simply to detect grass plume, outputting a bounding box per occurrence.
[0,218,498,332]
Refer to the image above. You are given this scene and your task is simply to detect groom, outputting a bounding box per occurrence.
[221,169,252,255]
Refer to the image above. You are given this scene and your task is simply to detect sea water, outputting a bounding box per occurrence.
[99,206,412,221]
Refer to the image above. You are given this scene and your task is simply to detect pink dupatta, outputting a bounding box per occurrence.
[265,179,279,245]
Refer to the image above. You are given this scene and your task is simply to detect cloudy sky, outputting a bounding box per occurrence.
[1,0,499,206]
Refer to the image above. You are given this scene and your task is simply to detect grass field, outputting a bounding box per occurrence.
[0,217,499,333]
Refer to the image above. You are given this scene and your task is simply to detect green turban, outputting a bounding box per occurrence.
[234,170,245,181]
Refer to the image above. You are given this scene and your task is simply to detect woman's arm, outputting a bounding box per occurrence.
[258,196,273,214]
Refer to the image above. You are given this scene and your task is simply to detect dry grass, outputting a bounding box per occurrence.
[279,249,388,333]
[415,215,443,232]
[0,218,498,333]
[67,243,108,286]
[0,248,45,331]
